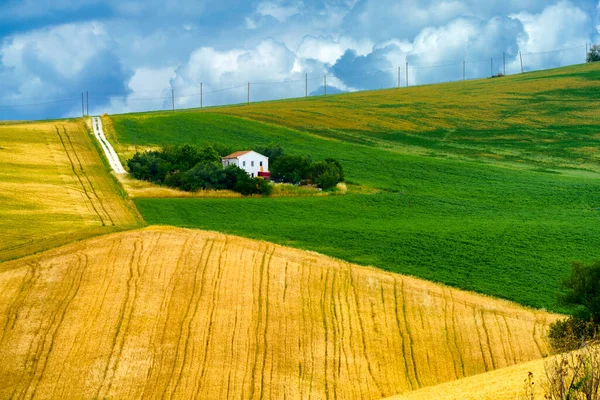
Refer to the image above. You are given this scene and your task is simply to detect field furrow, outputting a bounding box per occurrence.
[0,227,559,399]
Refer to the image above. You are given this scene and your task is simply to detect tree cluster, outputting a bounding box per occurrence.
[548,261,600,353]
[127,144,272,196]
[587,45,600,63]
[270,155,344,190]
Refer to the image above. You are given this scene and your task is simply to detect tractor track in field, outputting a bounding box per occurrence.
[0,228,560,400]
[54,125,114,227]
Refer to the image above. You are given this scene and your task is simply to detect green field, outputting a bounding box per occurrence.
[110,64,600,312]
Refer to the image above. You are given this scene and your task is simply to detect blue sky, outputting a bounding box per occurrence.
[1,0,599,119]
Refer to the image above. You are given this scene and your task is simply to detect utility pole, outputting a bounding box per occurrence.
[81,93,84,117]
[200,82,203,108]
[305,73,308,97]
[406,62,409,87]
[503,52,506,76]
[586,42,588,61]
[463,61,465,81]
[324,74,327,97]
[491,58,493,78]
[247,82,250,105]
[519,51,523,73]
[86,91,89,116]
[171,89,174,112]
[398,66,400,88]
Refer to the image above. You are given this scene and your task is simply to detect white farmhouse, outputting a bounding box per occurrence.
[221,150,270,178]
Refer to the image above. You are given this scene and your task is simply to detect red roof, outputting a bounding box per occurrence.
[223,150,252,159]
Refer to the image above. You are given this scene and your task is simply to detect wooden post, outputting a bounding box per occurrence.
[491,58,493,77]
[324,74,327,97]
[519,51,523,73]
[247,82,250,105]
[305,73,308,97]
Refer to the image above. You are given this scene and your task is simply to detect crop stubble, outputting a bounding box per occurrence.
[0,227,558,399]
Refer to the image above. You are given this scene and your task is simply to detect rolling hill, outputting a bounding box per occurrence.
[0,227,558,399]
[106,63,600,312]
[0,119,143,262]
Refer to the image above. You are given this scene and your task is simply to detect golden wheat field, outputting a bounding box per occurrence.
[0,226,558,399]
[387,353,551,400]
[0,120,142,262]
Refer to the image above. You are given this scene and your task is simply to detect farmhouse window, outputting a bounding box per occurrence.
[243,161,246,167]
[251,161,255,167]
[260,161,263,166]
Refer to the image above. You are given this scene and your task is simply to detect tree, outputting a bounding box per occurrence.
[588,45,600,63]
[559,261,600,324]
[255,144,284,163]
[271,155,312,184]
[310,158,344,190]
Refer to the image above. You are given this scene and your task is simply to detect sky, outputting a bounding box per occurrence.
[0,0,599,119]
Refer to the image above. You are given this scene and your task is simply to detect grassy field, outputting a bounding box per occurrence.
[106,64,600,312]
[213,63,600,172]
[0,120,143,262]
[0,227,558,399]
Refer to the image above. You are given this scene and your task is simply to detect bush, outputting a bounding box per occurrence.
[548,317,596,353]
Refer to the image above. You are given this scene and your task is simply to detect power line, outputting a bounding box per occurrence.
[0,44,594,112]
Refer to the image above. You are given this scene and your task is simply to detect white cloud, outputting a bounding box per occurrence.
[255,1,302,22]
[2,22,109,77]
[296,35,373,64]
[169,39,309,107]
[512,1,593,69]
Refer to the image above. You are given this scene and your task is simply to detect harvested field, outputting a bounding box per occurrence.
[0,120,142,261]
[0,227,559,399]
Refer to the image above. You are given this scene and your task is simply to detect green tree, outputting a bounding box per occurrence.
[310,158,344,190]
[255,144,285,163]
[587,45,600,63]
[559,261,600,323]
[271,155,312,184]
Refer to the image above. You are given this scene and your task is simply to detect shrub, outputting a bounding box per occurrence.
[548,317,596,353]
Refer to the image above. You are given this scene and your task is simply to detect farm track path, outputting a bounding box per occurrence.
[92,116,126,174]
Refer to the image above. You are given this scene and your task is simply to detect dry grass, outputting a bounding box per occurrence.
[385,356,548,400]
[0,120,143,262]
[0,227,559,399]
[117,174,243,198]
